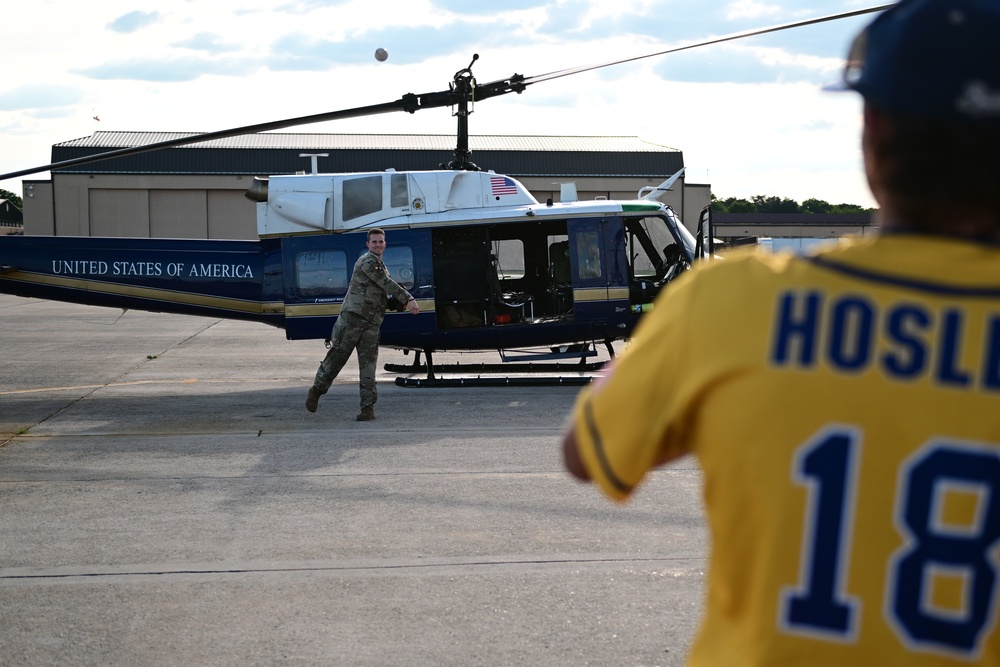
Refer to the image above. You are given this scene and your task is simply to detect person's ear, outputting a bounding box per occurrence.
[863,103,892,144]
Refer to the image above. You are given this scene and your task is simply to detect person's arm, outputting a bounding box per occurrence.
[561,396,685,484]
[360,258,419,314]
[559,317,690,494]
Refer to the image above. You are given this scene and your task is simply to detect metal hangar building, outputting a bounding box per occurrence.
[21,132,709,239]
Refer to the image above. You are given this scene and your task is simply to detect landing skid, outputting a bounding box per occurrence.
[394,375,594,387]
[386,342,614,388]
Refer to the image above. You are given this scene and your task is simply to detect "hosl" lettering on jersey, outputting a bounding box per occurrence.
[769,290,1000,390]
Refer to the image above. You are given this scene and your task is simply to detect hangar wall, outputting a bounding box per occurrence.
[27,175,258,239]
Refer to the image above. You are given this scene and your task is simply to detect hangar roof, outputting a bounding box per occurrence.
[57,132,679,152]
[51,132,684,179]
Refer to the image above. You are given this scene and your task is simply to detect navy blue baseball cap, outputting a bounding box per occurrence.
[840,0,1000,122]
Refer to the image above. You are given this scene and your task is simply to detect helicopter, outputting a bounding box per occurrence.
[0,5,891,386]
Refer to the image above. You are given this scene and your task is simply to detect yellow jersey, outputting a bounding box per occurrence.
[569,234,1000,665]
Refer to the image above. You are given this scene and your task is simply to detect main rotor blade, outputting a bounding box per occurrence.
[0,97,424,181]
[0,73,532,181]
[511,3,895,87]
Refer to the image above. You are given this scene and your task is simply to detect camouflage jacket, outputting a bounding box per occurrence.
[340,251,413,327]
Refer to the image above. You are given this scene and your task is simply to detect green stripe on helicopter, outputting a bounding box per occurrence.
[621,203,664,212]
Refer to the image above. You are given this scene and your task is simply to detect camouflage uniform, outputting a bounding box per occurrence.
[312,250,413,411]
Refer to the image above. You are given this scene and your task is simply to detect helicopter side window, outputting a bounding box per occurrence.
[380,246,415,290]
[295,250,349,298]
[343,175,382,221]
[390,173,408,209]
[491,239,525,280]
[576,231,602,280]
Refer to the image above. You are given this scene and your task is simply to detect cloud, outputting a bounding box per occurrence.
[657,40,842,85]
[272,0,346,12]
[173,32,241,54]
[433,0,545,11]
[107,11,163,34]
[557,3,870,87]
[76,57,256,83]
[267,21,522,71]
[724,0,782,21]
[0,84,84,111]
[25,107,81,120]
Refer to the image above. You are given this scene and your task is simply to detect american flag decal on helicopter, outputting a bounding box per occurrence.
[490,176,518,196]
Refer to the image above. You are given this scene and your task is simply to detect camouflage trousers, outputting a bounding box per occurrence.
[312,312,381,410]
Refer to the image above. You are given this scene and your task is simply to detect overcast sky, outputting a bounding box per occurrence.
[1,0,891,207]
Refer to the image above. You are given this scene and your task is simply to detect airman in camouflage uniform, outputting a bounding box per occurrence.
[306,228,419,420]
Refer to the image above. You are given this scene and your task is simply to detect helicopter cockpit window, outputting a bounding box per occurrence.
[643,216,682,262]
[628,232,656,278]
[342,175,382,221]
[295,250,349,298]
[390,173,408,209]
[576,231,602,280]
[628,216,678,279]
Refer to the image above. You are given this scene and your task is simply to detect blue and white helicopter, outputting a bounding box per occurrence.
[0,6,889,386]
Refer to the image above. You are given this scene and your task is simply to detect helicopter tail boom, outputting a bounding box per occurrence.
[0,235,284,328]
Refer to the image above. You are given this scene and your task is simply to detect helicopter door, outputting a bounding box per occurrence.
[432,227,490,329]
[567,218,627,327]
[547,235,572,317]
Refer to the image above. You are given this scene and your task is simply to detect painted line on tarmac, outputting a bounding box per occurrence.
[0,555,705,583]
[0,379,206,395]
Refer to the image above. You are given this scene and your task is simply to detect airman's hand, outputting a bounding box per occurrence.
[407,298,419,315]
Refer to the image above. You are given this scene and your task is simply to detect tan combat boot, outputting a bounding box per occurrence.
[305,387,321,413]
[356,406,375,421]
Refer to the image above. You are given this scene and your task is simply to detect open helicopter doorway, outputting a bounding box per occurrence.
[432,227,491,329]
[431,221,574,331]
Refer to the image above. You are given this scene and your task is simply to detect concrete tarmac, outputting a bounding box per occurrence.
[0,294,706,666]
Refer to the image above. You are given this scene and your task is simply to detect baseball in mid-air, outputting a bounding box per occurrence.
[374,48,388,62]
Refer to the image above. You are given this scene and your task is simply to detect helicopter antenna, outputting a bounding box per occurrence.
[444,54,481,171]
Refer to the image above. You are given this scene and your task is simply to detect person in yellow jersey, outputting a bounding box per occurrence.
[561,0,1000,664]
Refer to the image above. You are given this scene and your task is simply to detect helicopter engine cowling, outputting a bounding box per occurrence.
[244,177,269,202]
[255,171,538,238]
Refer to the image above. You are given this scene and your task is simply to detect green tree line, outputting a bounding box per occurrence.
[0,189,23,209]
[712,194,875,215]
